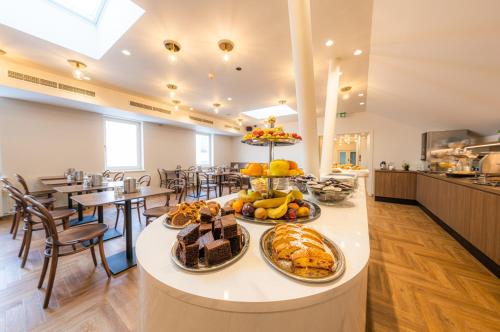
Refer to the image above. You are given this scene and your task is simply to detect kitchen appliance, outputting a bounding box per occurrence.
[479,152,500,175]
[90,174,103,187]
[380,161,387,170]
[123,177,138,194]
[73,171,84,181]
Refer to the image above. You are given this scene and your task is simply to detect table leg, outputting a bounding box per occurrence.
[106,200,136,275]
[99,205,122,241]
[69,198,98,226]
[67,193,73,209]
[218,175,223,197]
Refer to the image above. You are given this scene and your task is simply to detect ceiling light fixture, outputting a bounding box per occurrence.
[172,100,181,111]
[340,86,352,93]
[67,59,87,80]
[218,39,234,62]
[166,83,178,98]
[278,99,287,105]
[342,94,350,100]
[213,102,221,114]
[121,49,131,56]
[164,40,181,62]
[353,49,363,56]
[338,71,343,76]
[358,93,364,97]
[360,102,365,105]
[325,40,334,47]
[189,107,194,111]
[227,97,232,101]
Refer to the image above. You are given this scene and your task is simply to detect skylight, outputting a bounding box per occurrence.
[50,0,107,24]
[242,105,297,119]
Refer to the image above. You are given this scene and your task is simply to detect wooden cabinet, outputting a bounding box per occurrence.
[375,170,416,200]
[416,174,500,265]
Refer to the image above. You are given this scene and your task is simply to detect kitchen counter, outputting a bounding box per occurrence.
[417,172,500,196]
[136,181,370,332]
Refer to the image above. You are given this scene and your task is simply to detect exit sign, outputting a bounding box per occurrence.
[337,112,347,118]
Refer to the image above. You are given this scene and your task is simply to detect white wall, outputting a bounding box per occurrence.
[0,98,234,215]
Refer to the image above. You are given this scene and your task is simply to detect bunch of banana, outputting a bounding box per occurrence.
[267,193,294,219]
[253,190,303,209]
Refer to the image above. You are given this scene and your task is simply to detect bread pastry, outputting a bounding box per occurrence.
[271,224,335,273]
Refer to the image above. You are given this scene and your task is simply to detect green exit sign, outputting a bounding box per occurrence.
[337,112,347,118]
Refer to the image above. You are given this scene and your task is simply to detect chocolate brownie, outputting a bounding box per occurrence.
[221,214,238,239]
[228,226,244,255]
[213,218,222,239]
[199,207,213,223]
[178,241,199,267]
[221,206,235,216]
[177,223,200,244]
[199,223,212,235]
[198,231,215,258]
[204,239,232,266]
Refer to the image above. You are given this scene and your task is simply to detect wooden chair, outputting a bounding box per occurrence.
[0,177,24,238]
[198,172,218,199]
[157,168,167,188]
[114,175,151,232]
[222,174,243,194]
[143,178,184,225]
[113,172,125,181]
[25,195,111,309]
[5,185,76,267]
[102,170,111,178]
[14,174,56,210]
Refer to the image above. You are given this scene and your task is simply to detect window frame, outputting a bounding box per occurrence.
[195,133,213,167]
[103,117,144,172]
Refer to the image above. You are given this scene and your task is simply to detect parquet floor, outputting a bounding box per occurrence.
[0,193,498,332]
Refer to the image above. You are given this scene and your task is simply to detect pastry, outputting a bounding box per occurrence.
[199,223,212,235]
[178,241,199,267]
[221,214,238,239]
[204,239,232,266]
[198,231,215,258]
[199,207,213,223]
[177,223,200,244]
[213,218,222,239]
[228,226,244,255]
[221,206,235,216]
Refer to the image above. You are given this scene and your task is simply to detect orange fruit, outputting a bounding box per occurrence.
[288,160,298,170]
[288,202,300,210]
[232,199,244,213]
[297,206,310,217]
[247,163,263,176]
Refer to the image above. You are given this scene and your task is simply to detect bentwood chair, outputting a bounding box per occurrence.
[143,178,185,225]
[198,172,218,199]
[25,195,111,309]
[222,174,243,194]
[114,175,151,231]
[157,168,168,188]
[102,170,111,178]
[113,172,125,181]
[5,185,76,267]
[0,177,23,238]
[14,174,56,210]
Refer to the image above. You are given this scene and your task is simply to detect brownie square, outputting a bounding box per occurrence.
[213,218,222,240]
[221,206,235,216]
[178,241,199,267]
[204,239,232,266]
[221,214,238,239]
[199,207,213,223]
[198,231,215,259]
[199,223,212,235]
[228,227,244,255]
[177,223,200,244]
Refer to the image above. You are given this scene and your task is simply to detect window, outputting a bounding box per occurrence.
[196,134,212,166]
[50,0,107,24]
[104,118,143,171]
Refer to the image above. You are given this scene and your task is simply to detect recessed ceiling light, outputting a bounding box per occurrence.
[172,100,181,111]
[353,49,363,56]
[189,107,194,111]
[340,86,352,92]
[227,97,232,101]
[325,40,334,47]
[342,94,350,100]
[358,93,364,97]
[169,91,176,98]
[360,102,365,105]
[121,49,131,56]
[67,59,87,80]
[213,103,221,114]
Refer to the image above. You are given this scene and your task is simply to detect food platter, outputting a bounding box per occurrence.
[241,138,299,147]
[225,198,321,225]
[259,226,345,283]
[161,214,190,229]
[170,224,250,272]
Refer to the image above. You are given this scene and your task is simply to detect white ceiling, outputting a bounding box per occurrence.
[367,0,500,136]
[0,0,373,126]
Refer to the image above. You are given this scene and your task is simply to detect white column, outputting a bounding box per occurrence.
[320,59,341,176]
[288,0,320,178]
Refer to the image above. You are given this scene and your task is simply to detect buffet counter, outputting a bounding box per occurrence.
[136,181,370,332]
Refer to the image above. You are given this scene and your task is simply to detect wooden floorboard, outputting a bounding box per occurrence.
[0,193,498,332]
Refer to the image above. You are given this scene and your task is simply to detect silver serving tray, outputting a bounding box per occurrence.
[170,224,250,272]
[226,199,321,225]
[259,227,346,283]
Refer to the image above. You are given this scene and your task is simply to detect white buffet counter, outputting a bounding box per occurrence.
[136,181,370,332]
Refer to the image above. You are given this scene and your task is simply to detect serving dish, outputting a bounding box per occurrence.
[170,224,250,272]
[259,226,346,283]
[161,214,188,229]
[225,198,321,225]
[306,179,354,205]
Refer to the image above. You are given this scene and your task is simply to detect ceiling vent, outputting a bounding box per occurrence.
[129,101,171,115]
[189,115,213,125]
[8,70,95,97]
[225,124,240,131]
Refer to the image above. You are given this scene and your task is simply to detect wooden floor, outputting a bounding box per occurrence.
[0,193,499,332]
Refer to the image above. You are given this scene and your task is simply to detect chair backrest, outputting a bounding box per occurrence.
[164,170,177,179]
[102,170,111,177]
[3,185,26,212]
[24,195,59,242]
[167,178,186,204]
[157,168,166,182]
[0,177,15,188]
[138,175,151,187]
[113,172,125,181]
[187,166,196,171]
[14,174,30,194]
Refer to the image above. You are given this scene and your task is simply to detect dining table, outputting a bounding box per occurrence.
[71,186,173,275]
[41,178,84,186]
[39,175,67,181]
[204,171,240,196]
[53,181,123,235]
